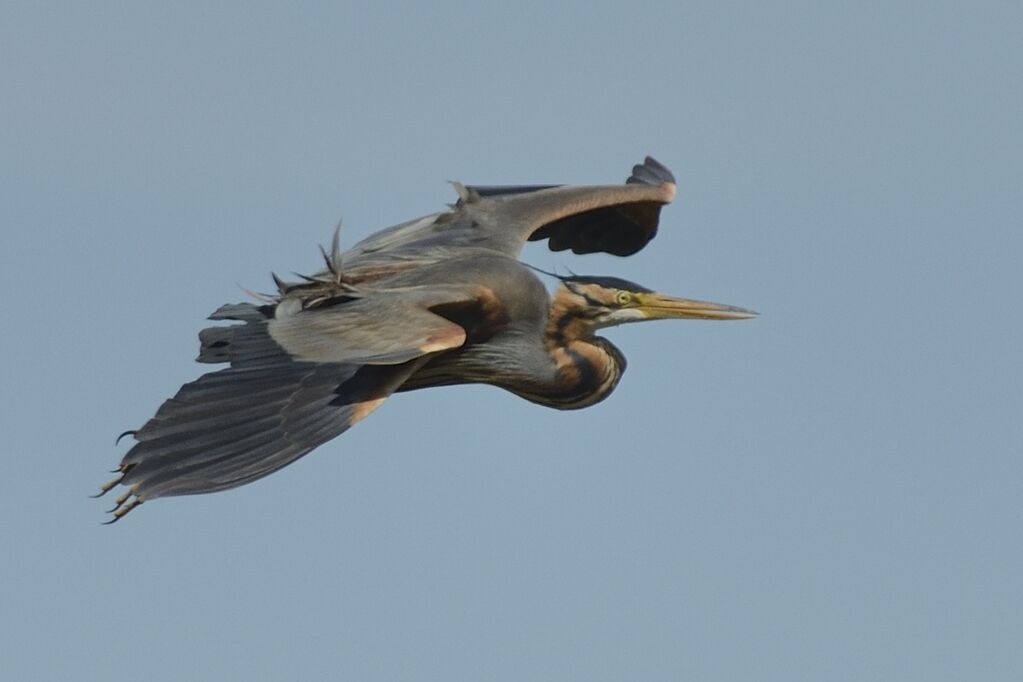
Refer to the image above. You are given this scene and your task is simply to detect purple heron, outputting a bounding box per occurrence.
[96,157,755,521]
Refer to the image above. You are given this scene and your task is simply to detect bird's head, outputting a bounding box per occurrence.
[551,275,756,336]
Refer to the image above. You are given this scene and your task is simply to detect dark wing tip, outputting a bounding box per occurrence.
[529,157,675,257]
[627,156,675,186]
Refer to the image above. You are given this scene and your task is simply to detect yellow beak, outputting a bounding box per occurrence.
[636,292,758,321]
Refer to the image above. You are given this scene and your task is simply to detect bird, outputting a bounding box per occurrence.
[95,157,755,522]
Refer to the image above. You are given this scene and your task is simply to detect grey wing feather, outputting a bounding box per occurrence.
[267,286,477,365]
[111,302,414,503]
[340,157,678,271]
[119,363,356,499]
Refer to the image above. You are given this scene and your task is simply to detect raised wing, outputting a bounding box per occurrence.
[473,156,676,256]
[341,157,676,278]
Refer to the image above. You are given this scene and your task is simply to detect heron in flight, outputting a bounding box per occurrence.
[96,157,755,521]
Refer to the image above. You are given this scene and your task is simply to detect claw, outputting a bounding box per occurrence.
[91,474,124,498]
[115,430,137,446]
[102,496,143,524]
[105,489,133,513]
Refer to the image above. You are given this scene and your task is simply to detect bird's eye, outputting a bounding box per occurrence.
[616,291,633,306]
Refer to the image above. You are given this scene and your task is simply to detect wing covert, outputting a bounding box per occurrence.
[266,284,501,365]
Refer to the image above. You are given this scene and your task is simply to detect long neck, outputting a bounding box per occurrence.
[398,289,626,409]
[508,335,625,410]
[502,291,627,410]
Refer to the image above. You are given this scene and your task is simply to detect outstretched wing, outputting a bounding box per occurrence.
[473,156,676,257]
[521,189,667,256]
[98,293,476,521]
[341,157,677,278]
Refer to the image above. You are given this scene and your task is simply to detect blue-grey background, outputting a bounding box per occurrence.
[2,3,1020,680]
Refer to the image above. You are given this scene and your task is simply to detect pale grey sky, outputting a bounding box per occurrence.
[2,2,1020,680]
